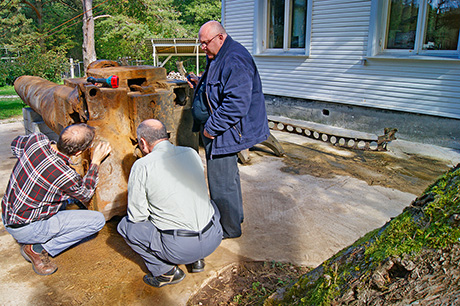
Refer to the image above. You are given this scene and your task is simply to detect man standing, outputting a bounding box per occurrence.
[190,21,270,239]
[117,119,222,288]
[2,123,112,276]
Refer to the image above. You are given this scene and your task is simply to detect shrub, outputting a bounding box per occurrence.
[0,46,68,86]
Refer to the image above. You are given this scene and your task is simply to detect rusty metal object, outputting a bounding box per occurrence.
[377,128,398,151]
[14,62,197,220]
[238,133,285,164]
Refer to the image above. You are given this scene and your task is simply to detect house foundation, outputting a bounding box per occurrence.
[265,95,460,150]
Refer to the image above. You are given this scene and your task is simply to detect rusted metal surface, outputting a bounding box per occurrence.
[14,62,197,220]
[238,133,285,164]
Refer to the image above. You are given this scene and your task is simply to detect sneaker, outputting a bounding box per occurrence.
[191,259,205,273]
[143,266,185,288]
[20,244,58,276]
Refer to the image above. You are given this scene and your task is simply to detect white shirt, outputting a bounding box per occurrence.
[127,140,214,231]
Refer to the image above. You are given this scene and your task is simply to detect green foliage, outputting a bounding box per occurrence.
[0,61,22,87]
[39,0,82,56]
[173,0,222,34]
[160,56,207,75]
[0,0,32,46]
[95,15,153,60]
[0,46,68,85]
[1,0,220,80]
[365,168,460,261]
[278,263,342,306]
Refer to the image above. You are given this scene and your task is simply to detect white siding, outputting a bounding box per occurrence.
[222,0,255,53]
[222,0,460,120]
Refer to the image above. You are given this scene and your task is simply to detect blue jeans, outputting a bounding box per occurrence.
[201,131,244,238]
[5,210,105,257]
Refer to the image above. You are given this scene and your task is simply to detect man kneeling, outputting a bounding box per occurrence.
[2,123,111,275]
[117,119,222,287]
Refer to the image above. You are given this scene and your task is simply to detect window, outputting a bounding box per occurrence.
[370,0,460,58]
[255,0,312,56]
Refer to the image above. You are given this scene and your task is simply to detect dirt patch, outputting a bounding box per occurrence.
[1,120,458,305]
[275,141,450,194]
[186,141,455,306]
[187,261,310,306]
[3,217,156,306]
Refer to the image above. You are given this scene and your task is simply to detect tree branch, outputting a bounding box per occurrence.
[20,0,41,19]
[94,14,112,20]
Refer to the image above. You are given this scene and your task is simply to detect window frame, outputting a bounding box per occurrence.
[368,0,460,59]
[254,0,312,56]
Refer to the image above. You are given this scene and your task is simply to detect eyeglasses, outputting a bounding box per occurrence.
[200,33,221,47]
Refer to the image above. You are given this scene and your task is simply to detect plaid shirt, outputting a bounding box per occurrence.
[1,133,99,226]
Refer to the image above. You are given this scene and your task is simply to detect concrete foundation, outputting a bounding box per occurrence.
[22,108,59,141]
[265,95,460,150]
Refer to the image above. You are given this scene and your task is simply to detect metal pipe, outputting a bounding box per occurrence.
[14,75,84,133]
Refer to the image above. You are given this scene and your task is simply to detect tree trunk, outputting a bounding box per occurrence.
[21,1,44,48]
[82,0,96,74]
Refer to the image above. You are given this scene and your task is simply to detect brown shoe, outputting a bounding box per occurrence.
[20,244,58,276]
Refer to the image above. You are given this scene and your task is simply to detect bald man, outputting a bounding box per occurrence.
[2,123,111,276]
[190,21,270,238]
[117,119,222,288]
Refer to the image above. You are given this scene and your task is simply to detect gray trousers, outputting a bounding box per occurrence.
[201,132,244,238]
[117,207,222,276]
[4,209,106,257]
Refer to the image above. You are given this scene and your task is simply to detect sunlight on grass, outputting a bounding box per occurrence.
[0,86,17,96]
[0,86,25,120]
[0,98,26,120]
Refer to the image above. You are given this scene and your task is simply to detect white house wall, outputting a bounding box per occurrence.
[222,0,460,120]
[222,0,255,54]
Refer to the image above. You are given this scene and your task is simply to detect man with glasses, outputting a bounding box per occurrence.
[189,21,270,239]
[2,123,111,275]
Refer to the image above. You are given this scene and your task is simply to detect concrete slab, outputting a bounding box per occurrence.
[1,118,459,305]
[268,115,379,140]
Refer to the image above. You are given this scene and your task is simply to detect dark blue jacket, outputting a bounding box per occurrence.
[202,35,269,156]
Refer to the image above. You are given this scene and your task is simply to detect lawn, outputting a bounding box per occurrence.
[0,86,26,120]
[0,85,17,96]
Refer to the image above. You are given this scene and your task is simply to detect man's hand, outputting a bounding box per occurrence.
[187,73,199,88]
[91,141,112,165]
[203,129,215,139]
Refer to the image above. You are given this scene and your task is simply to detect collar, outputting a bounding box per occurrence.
[211,35,233,62]
[151,139,172,152]
[49,141,72,165]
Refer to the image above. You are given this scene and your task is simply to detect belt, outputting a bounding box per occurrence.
[7,223,28,229]
[161,219,213,237]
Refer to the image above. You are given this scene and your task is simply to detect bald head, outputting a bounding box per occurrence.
[57,123,95,156]
[199,21,228,59]
[199,21,226,38]
[137,119,168,148]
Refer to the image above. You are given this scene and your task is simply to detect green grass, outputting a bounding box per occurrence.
[0,98,26,120]
[0,85,17,96]
[0,86,25,120]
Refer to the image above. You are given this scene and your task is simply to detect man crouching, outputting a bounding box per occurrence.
[2,123,112,275]
[117,119,222,287]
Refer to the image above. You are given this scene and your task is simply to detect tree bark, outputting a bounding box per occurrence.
[82,0,96,74]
